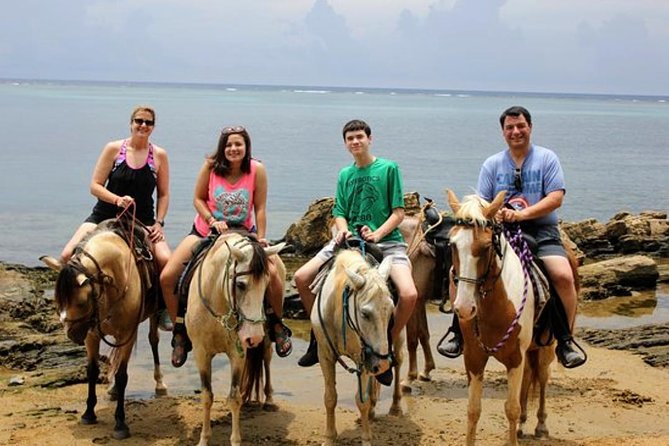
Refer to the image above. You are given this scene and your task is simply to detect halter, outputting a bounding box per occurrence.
[196,236,267,335]
[64,247,145,348]
[316,242,393,402]
[452,217,532,354]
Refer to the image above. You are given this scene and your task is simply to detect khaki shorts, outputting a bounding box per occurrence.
[316,238,411,267]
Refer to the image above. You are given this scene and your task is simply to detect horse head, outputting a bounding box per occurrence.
[223,235,285,350]
[41,252,105,345]
[446,189,505,322]
[337,251,395,376]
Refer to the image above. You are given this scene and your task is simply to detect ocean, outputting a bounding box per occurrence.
[1,80,667,266]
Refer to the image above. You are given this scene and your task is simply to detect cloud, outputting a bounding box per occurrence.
[0,0,667,94]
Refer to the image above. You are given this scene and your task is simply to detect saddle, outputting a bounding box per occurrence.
[507,229,571,347]
[101,216,160,311]
[420,201,456,311]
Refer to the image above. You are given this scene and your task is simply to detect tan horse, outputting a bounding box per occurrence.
[447,190,555,446]
[186,232,285,446]
[41,221,166,440]
[313,249,401,446]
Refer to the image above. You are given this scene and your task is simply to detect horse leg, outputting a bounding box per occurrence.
[464,350,488,446]
[403,312,419,385]
[504,362,524,446]
[320,358,338,446]
[148,313,167,396]
[417,303,435,381]
[263,338,277,410]
[81,338,100,425]
[112,360,131,440]
[389,338,404,417]
[356,373,375,446]
[518,350,535,438]
[228,356,244,446]
[534,346,554,438]
[195,349,214,446]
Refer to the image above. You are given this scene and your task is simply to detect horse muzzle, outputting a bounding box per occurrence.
[362,346,391,375]
[65,322,91,345]
[237,322,265,349]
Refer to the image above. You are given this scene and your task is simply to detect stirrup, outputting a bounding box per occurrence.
[436,327,463,359]
[556,337,587,369]
[270,320,293,358]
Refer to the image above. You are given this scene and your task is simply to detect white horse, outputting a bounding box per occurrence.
[313,248,403,446]
[186,232,285,446]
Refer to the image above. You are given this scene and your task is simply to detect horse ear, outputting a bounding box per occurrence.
[264,242,286,257]
[345,267,366,290]
[76,273,89,287]
[446,189,461,214]
[40,255,63,272]
[484,190,506,219]
[378,256,393,281]
[230,244,246,262]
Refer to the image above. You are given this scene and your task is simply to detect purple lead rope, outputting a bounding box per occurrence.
[479,224,532,354]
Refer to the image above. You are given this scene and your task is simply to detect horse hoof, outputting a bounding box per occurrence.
[535,427,549,438]
[155,386,168,397]
[263,402,279,412]
[113,428,131,440]
[80,415,97,425]
[418,373,432,382]
[388,406,403,417]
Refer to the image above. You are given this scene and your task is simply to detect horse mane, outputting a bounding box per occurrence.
[54,263,81,310]
[247,239,269,280]
[456,194,492,227]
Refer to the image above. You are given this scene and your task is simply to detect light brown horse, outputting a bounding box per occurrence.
[185,232,285,446]
[398,215,437,387]
[41,221,166,440]
[447,190,555,446]
[313,249,401,446]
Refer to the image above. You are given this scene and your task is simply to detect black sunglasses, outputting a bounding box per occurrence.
[133,118,155,127]
[514,168,523,191]
[221,125,246,135]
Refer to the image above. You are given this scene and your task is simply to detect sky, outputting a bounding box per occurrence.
[1,0,668,95]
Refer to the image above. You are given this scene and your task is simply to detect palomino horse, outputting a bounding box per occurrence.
[313,248,402,446]
[185,232,285,446]
[446,190,555,446]
[40,220,166,440]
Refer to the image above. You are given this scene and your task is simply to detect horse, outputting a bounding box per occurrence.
[40,220,166,440]
[312,248,402,446]
[185,232,285,446]
[446,190,556,446]
[399,200,454,389]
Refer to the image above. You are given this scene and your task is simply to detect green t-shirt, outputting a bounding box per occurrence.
[333,157,405,243]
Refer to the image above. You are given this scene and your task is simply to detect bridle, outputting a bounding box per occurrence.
[63,247,144,348]
[196,236,267,334]
[451,217,505,299]
[452,217,532,354]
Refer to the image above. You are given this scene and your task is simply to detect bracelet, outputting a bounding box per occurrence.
[157,219,165,227]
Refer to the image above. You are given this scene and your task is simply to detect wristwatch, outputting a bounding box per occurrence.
[157,219,165,227]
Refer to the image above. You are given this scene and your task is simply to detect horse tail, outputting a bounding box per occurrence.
[241,343,266,404]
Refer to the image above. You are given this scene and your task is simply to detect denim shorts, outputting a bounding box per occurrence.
[523,223,567,258]
[316,238,411,266]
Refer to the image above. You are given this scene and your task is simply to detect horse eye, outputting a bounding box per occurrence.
[235,281,247,292]
[360,309,371,320]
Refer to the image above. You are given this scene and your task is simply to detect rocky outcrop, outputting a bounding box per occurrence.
[283,192,421,256]
[579,324,669,368]
[562,211,669,259]
[578,255,659,300]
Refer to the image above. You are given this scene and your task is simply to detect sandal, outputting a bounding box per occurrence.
[271,321,293,358]
[171,332,192,368]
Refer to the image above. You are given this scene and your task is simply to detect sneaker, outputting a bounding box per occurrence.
[298,332,319,367]
[158,309,173,332]
[556,339,586,369]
